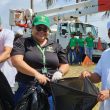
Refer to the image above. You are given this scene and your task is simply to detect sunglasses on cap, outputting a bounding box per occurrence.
[36,26,49,32]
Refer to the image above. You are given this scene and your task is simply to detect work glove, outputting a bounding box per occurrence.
[52,71,62,82]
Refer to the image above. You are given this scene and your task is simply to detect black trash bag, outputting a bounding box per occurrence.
[50,77,99,110]
[0,71,14,110]
[15,80,50,110]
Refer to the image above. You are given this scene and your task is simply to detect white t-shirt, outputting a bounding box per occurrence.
[0,29,14,69]
[94,48,110,110]
[0,29,17,87]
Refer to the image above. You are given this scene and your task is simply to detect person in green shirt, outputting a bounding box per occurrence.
[85,32,95,61]
[77,33,86,65]
[66,32,78,65]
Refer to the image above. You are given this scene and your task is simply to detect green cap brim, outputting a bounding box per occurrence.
[34,21,50,27]
[88,32,91,34]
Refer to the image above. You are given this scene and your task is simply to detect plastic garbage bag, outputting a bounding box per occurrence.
[15,80,50,110]
[0,71,14,110]
[50,77,99,110]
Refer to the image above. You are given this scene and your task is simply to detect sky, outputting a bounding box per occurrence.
[0,0,110,42]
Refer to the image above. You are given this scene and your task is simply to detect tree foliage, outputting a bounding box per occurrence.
[42,0,72,9]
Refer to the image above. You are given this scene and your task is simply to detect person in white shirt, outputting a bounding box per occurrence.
[0,16,17,90]
[79,21,110,110]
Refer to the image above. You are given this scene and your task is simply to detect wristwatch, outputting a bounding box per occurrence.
[57,70,63,74]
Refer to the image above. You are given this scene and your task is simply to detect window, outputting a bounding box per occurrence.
[60,23,68,35]
[70,23,98,37]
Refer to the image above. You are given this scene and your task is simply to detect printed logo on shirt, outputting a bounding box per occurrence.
[46,46,55,52]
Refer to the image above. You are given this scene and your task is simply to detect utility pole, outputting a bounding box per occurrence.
[76,0,80,22]
[85,15,88,23]
[31,0,33,11]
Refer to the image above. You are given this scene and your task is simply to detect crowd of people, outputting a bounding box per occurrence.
[66,31,95,65]
[0,14,110,110]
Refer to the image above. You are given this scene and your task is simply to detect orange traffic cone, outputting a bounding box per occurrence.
[97,37,102,50]
[82,55,94,66]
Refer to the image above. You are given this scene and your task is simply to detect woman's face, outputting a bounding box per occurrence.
[88,33,91,37]
[71,34,74,38]
[32,24,49,42]
[79,34,82,38]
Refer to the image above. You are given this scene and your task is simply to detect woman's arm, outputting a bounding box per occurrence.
[58,63,69,76]
[11,55,50,85]
[79,71,101,83]
[66,42,70,53]
[91,34,95,39]
[84,35,86,44]
[52,63,69,81]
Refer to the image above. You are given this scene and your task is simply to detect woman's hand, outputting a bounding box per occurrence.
[52,71,62,82]
[65,49,68,53]
[36,73,50,85]
[76,48,80,52]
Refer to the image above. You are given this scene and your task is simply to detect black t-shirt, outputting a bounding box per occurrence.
[11,37,68,85]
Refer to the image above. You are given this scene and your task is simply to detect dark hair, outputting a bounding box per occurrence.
[32,24,34,27]
[15,33,22,38]
[79,33,82,36]
[74,32,77,35]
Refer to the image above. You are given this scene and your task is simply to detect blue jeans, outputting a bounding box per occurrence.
[78,46,84,63]
[69,48,77,65]
[86,46,93,61]
[14,81,53,110]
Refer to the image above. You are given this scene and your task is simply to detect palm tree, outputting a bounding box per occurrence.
[31,0,33,11]
[102,11,110,19]
[43,0,72,9]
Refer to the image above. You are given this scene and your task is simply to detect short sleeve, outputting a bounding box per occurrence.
[4,30,14,48]
[57,44,68,64]
[94,56,102,76]
[69,38,71,43]
[11,38,25,56]
[76,38,78,43]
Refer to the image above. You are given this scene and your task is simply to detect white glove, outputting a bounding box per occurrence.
[52,71,62,82]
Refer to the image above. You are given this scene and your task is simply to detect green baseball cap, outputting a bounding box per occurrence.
[79,33,82,35]
[88,31,91,34]
[70,32,74,35]
[32,15,50,27]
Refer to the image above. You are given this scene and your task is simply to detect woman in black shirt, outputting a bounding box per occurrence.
[11,15,69,109]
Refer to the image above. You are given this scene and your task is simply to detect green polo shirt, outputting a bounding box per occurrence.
[69,38,78,48]
[85,36,94,47]
[78,38,84,47]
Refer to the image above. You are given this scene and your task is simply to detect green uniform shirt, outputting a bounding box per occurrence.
[78,38,84,47]
[85,36,94,47]
[69,38,78,48]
